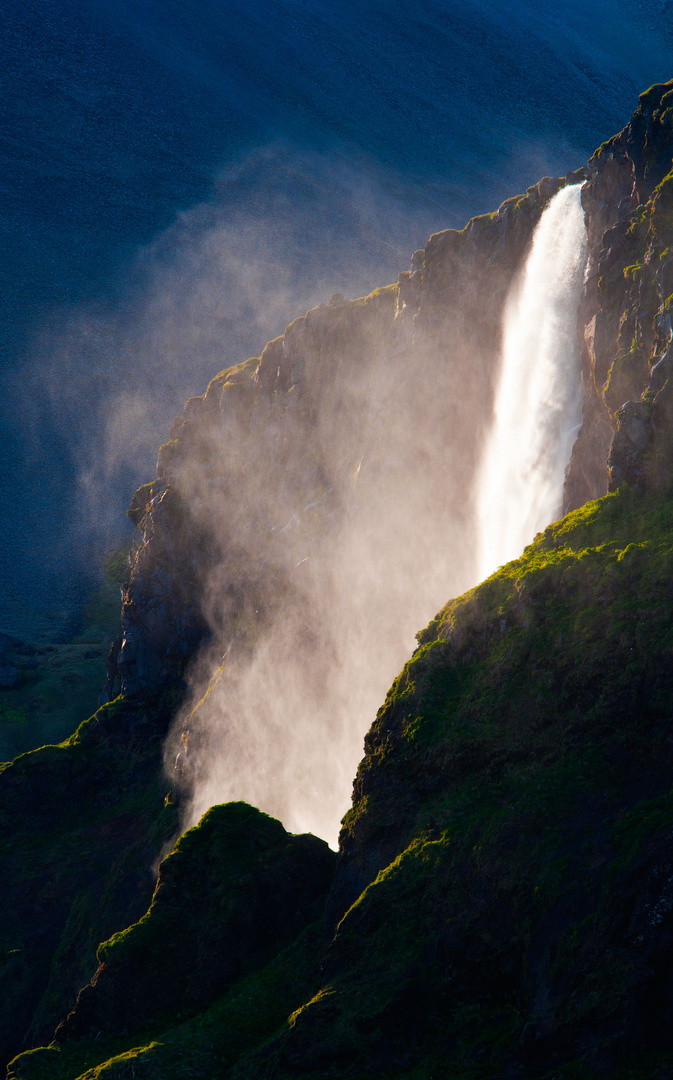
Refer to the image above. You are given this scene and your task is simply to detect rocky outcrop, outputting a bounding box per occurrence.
[566,83,673,508]
[54,803,335,1044]
[0,697,178,1068]
[241,485,673,1078]
[115,81,673,715]
[608,348,673,491]
[117,485,208,700]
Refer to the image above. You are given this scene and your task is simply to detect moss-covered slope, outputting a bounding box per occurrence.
[9,804,336,1080]
[56,801,335,1044]
[282,486,673,1078]
[0,696,178,1068]
[11,486,673,1079]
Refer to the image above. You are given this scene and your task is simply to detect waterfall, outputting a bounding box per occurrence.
[476,182,588,581]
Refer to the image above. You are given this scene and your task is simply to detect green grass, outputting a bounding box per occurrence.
[315,486,673,1077]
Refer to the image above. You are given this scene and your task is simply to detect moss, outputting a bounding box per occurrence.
[649,168,673,238]
[295,486,673,1077]
[9,919,331,1080]
[0,701,26,724]
[610,787,673,865]
[623,263,642,282]
[0,694,179,1066]
[351,282,398,307]
[8,805,336,1080]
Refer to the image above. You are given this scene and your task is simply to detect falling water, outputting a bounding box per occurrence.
[476,183,588,580]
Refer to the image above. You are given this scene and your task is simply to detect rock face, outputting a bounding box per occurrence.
[567,85,673,507]
[110,173,572,706]
[108,82,673,712]
[316,487,673,1077]
[5,82,673,1079]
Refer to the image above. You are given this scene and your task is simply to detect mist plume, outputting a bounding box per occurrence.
[122,177,589,850]
[10,144,448,635]
[162,284,481,847]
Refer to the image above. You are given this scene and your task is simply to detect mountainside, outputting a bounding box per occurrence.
[5,81,673,1078]
[4,0,673,645]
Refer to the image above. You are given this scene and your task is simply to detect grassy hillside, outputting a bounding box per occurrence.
[11,485,673,1078]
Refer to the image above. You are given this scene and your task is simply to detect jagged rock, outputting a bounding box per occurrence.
[608,398,650,488]
[608,345,673,495]
[113,173,578,712]
[113,84,673,704]
[566,84,673,509]
[266,487,673,1078]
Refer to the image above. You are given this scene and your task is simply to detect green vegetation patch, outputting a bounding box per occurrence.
[0,547,126,764]
[68,801,336,1044]
[0,694,180,1067]
[317,486,673,1077]
[8,803,336,1080]
[8,920,330,1080]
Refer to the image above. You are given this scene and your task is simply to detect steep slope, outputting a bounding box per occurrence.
[312,487,673,1077]
[0,695,181,1068]
[6,81,673,1078]
[13,487,673,1079]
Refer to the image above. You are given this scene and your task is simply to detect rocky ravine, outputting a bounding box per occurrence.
[4,81,673,1078]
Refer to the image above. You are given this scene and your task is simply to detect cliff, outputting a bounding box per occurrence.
[5,81,673,1078]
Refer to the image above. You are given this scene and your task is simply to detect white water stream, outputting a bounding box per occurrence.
[476,182,588,581]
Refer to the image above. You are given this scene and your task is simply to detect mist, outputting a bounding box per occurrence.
[7,0,671,641]
[148,178,594,850]
[15,142,592,847]
[162,287,480,848]
[7,144,457,640]
[11,135,577,645]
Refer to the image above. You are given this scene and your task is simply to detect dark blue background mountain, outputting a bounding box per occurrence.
[2,0,672,638]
